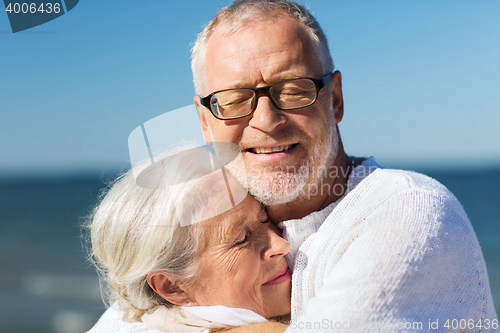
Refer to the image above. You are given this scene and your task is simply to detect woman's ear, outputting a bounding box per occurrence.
[147,271,197,306]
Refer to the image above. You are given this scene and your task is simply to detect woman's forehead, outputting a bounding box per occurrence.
[199,194,261,244]
[178,168,248,227]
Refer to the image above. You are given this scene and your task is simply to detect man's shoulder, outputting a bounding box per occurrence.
[355,160,454,202]
[373,167,467,215]
[330,160,469,234]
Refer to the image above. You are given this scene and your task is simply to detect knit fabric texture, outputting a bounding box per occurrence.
[282,157,498,332]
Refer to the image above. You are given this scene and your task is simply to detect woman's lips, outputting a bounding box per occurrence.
[263,267,292,286]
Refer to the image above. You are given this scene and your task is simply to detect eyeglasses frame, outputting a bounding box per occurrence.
[199,72,334,120]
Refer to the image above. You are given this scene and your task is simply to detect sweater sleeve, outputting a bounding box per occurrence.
[286,175,498,332]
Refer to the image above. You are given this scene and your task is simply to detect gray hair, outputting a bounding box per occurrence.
[191,0,334,96]
[86,146,225,321]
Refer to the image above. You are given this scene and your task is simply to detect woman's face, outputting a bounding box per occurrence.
[186,194,292,318]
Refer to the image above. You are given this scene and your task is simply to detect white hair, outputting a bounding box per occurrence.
[191,0,334,96]
[85,146,227,321]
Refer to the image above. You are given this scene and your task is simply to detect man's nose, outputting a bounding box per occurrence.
[248,95,286,132]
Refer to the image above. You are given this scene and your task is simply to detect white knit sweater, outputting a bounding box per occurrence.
[87,157,498,332]
[281,157,498,332]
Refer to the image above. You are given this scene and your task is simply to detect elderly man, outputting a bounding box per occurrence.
[88,0,497,332]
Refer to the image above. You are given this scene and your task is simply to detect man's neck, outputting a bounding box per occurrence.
[267,147,360,223]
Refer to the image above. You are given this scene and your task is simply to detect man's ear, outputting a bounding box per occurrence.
[330,71,344,124]
[147,271,197,306]
[194,96,214,145]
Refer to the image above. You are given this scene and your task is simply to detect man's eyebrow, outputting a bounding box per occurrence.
[213,72,311,91]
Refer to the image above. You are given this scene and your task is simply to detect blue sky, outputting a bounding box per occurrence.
[1,0,499,177]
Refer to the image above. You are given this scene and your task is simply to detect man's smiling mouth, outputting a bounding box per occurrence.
[249,144,297,154]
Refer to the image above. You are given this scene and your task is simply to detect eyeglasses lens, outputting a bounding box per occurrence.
[210,89,254,119]
[210,78,317,119]
[270,79,316,109]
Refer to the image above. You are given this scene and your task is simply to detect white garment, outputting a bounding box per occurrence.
[281,157,498,332]
[142,305,266,332]
[87,302,160,333]
[87,303,265,333]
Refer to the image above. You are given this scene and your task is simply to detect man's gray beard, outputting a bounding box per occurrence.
[225,126,339,207]
[226,157,310,206]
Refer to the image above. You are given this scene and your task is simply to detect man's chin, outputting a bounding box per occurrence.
[226,151,315,205]
[246,173,309,206]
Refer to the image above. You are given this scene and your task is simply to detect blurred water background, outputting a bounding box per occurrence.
[0,164,499,333]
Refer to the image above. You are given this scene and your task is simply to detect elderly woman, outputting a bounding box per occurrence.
[88,146,292,332]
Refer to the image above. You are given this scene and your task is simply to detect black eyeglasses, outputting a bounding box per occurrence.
[200,73,333,120]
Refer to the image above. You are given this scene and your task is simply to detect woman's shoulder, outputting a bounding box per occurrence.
[87,302,151,333]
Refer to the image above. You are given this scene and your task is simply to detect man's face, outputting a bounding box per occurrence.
[195,15,344,206]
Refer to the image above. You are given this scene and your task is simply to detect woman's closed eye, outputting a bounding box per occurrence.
[234,234,249,246]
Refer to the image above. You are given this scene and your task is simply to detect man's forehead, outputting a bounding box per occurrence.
[205,15,317,89]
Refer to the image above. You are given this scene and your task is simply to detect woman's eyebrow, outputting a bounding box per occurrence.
[220,218,246,243]
[258,205,269,223]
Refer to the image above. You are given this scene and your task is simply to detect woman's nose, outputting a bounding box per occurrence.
[262,224,291,260]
